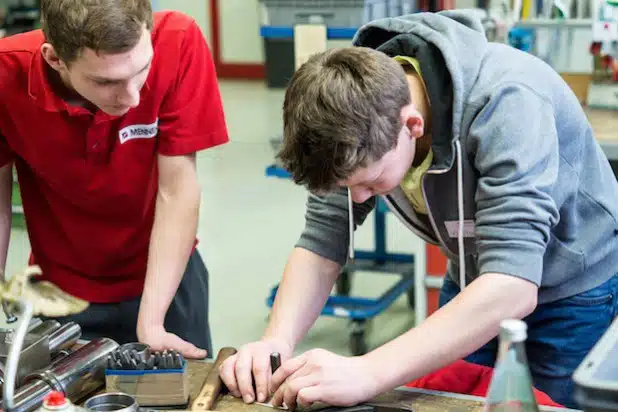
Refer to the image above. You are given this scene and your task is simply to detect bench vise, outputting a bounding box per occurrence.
[0,319,82,392]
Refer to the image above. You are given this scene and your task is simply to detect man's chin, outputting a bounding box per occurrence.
[102,106,131,116]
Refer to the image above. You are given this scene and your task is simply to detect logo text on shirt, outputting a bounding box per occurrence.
[118,119,159,144]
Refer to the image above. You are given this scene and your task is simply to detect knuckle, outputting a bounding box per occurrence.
[253,363,267,375]
[219,365,231,379]
[288,382,301,393]
[297,393,309,406]
[234,362,250,376]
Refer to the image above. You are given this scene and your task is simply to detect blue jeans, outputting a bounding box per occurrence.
[439,275,618,409]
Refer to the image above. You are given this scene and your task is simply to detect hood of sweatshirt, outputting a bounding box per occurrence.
[353,9,489,169]
[345,11,491,289]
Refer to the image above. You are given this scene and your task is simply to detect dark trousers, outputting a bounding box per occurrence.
[46,250,213,357]
[439,274,618,409]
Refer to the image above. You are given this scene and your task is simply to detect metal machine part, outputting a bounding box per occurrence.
[0,320,61,389]
[3,301,18,324]
[9,338,118,411]
[28,321,61,339]
[14,336,50,388]
[25,338,118,401]
[49,350,72,367]
[10,380,53,412]
[83,392,139,412]
[117,343,150,364]
[0,332,51,390]
[48,323,81,354]
[26,319,43,333]
[3,300,35,411]
[0,322,82,397]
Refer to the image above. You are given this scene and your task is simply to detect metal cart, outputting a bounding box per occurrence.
[265,164,416,356]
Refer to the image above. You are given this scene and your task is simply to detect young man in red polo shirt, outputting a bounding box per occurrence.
[0,0,228,359]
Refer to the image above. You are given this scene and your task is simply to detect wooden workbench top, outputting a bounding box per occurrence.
[179,360,578,412]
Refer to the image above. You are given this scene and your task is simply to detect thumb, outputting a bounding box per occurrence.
[166,333,207,359]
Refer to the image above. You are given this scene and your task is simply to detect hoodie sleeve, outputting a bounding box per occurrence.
[296,188,376,267]
[468,83,560,286]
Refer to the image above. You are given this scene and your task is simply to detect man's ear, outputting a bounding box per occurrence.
[400,104,424,139]
[41,43,67,73]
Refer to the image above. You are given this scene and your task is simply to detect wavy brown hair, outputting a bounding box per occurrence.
[277,47,410,193]
[41,0,153,64]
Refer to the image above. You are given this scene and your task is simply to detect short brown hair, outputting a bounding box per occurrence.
[41,0,153,63]
[277,47,410,193]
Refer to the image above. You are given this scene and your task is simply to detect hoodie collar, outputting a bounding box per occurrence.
[352,11,489,154]
[373,33,455,171]
[350,12,485,288]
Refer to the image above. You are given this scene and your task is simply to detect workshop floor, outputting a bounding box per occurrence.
[2,80,426,358]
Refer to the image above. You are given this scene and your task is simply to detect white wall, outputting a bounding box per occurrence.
[220,0,264,63]
[156,0,212,45]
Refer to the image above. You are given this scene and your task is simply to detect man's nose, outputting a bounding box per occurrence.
[119,84,140,108]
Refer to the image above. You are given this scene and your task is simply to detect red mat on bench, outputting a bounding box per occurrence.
[405,360,563,408]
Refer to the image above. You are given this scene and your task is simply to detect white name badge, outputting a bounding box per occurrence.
[118,119,159,144]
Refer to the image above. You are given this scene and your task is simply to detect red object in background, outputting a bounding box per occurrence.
[405,360,563,408]
[602,55,613,69]
[590,42,602,55]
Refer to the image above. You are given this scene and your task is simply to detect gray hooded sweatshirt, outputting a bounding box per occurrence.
[294,10,618,304]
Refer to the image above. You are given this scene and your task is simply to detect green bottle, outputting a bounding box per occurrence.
[484,319,540,412]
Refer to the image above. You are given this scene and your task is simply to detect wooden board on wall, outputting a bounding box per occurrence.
[294,24,327,70]
[560,73,592,104]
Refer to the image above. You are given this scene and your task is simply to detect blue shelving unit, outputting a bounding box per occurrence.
[260,26,359,40]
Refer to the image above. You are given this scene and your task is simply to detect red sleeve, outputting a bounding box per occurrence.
[157,21,229,156]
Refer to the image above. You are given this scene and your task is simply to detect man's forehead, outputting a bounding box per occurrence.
[77,48,152,79]
[74,29,153,80]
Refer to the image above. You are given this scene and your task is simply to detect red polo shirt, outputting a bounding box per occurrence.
[0,11,229,302]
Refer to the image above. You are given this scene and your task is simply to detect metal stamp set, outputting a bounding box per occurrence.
[106,344,186,371]
[104,343,189,408]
